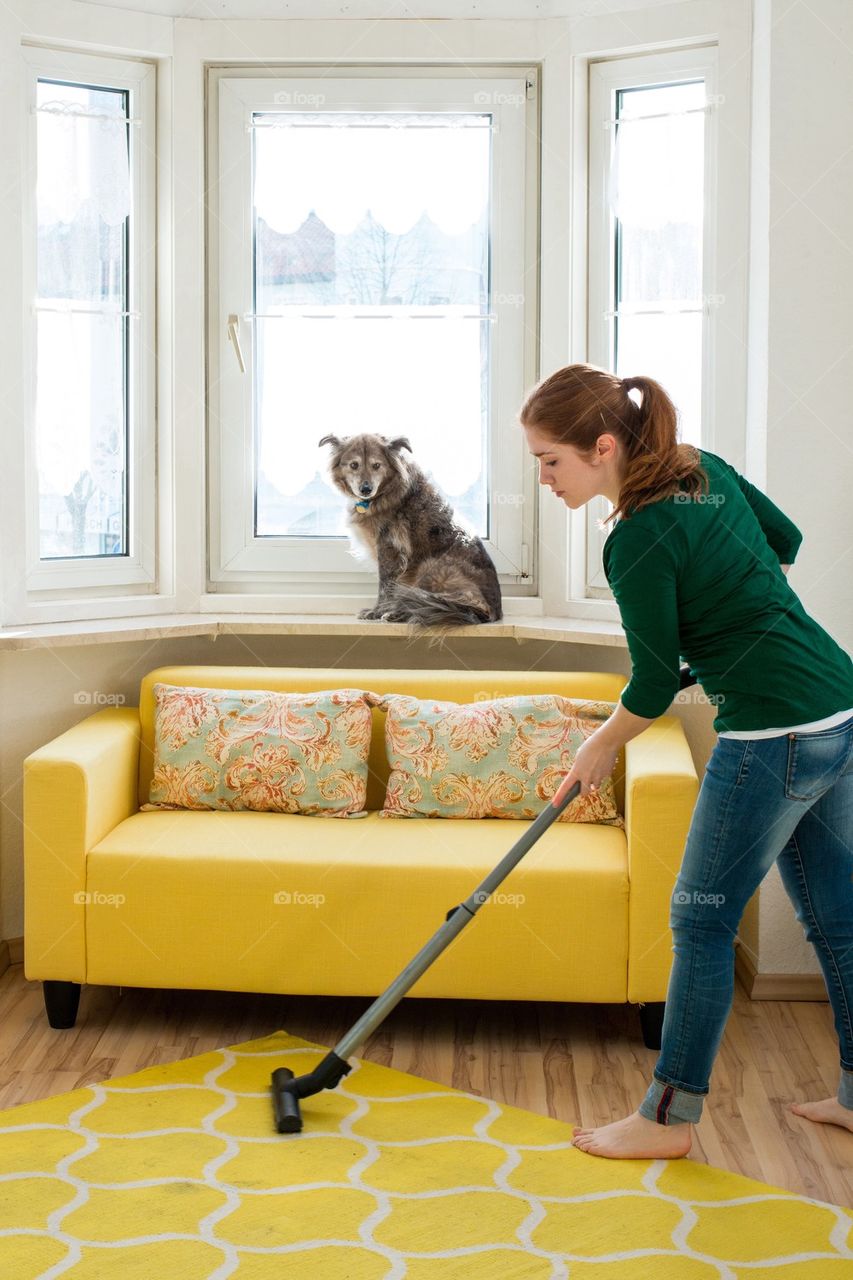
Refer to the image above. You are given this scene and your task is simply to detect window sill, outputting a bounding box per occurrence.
[0,612,629,653]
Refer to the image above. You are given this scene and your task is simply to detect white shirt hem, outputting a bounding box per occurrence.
[717,708,853,739]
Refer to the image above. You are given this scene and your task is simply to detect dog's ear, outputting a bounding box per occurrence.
[318,434,343,449]
[387,436,412,454]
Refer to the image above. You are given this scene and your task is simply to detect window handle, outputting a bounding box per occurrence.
[227,314,246,373]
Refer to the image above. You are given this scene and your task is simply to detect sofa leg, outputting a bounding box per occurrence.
[43,980,81,1029]
[639,1001,665,1050]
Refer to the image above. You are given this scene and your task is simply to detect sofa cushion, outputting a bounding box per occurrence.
[378,693,624,826]
[143,683,380,817]
[85,810,629,1002]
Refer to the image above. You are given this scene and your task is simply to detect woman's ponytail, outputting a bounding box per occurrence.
[614,375,707,521]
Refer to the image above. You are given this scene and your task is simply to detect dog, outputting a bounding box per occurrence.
[319,432,502,630]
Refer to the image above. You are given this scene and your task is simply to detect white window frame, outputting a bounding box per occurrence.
[207,66,538,600]
[19,46,157,600]
[582,45,719,602]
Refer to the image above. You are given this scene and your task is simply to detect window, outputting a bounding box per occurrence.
[20,48,156,598]
[209,69,537,599]
[586,47,718,597]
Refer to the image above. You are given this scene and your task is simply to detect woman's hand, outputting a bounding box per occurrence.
[553,730,621,805]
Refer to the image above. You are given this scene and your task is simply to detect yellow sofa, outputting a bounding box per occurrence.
[24,666,699,1047]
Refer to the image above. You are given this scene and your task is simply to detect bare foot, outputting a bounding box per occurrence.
[572,1109,692,1159]
[788,1097,853,1133]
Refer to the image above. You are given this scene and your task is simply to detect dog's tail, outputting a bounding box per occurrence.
[386,583,494,632]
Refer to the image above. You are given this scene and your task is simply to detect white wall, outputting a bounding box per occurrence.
[755,0,853,974]
[766,0,853,646]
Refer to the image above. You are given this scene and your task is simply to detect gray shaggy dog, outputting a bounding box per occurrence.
[320,432,502,630]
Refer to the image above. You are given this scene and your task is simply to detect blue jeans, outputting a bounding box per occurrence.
[638,715,853,1126]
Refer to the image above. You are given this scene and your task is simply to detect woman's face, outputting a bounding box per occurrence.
[523,423,614,509]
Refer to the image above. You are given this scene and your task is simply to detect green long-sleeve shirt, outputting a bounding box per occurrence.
[602,449,853,732]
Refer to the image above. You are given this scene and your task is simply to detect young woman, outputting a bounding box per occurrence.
[520,362,853,1160]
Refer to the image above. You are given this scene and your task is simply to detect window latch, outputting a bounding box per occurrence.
[227,314,246,373]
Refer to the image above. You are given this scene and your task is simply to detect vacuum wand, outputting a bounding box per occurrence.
[271,665,698,1134]
[271,778,583,1133]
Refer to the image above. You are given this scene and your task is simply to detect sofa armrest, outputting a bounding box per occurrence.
[623,714,699,1003]
[24,707,141,983]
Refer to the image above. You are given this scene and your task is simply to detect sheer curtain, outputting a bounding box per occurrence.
[35,85,131,556]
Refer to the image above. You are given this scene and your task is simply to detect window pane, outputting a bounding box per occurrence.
[615,311,702,446]
[612,80,705,442]
[252,112,491,539]
[35,80,130,559]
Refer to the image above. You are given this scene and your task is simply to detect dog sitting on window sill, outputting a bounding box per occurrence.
[320,432,502,631]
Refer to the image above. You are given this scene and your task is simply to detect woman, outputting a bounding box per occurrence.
[520,362,853,1160]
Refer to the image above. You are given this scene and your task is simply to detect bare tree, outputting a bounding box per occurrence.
[64,471,95,555]
[336,212,438,305]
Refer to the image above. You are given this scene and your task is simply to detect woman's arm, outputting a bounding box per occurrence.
[555,524,681,800]
[719,457,804,565]
[554,701,656,802]
[602,524,683,720]
[555,540,794,800]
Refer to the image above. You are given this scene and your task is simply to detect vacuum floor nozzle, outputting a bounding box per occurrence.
[271,1068,302,1133]
[271,1051,353,1133]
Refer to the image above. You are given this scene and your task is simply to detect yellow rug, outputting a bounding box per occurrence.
[1,1030,851,1279]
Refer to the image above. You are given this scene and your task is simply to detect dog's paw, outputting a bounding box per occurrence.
[358,607,382,620]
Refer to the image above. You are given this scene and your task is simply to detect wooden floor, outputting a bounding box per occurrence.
[1,963,851,1210]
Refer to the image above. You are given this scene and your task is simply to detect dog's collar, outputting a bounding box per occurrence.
[354,498,372,512]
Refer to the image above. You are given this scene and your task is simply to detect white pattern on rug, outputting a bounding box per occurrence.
[0,1044,850,1279]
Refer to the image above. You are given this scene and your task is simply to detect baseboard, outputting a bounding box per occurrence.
[0,937,23,974]
[736,945,829,1001]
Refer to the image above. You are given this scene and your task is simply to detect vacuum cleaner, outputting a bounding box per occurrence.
[270,665,698,1133]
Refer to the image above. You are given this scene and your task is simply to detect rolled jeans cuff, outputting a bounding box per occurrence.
[638,1076,706,1126]
[839,1067,853,1110]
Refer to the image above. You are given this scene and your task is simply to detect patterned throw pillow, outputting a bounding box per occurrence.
[143,684,380,817]
[378,693,624,825]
